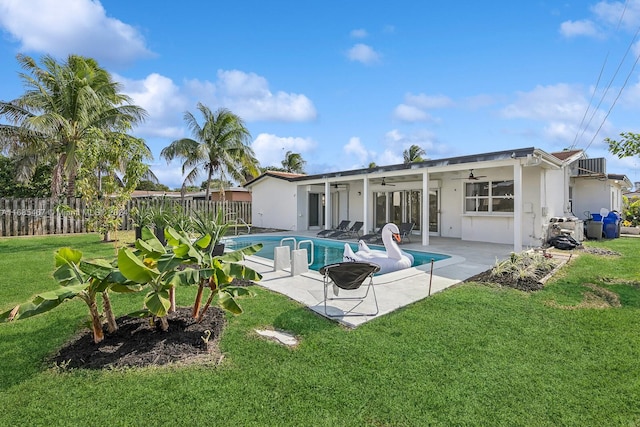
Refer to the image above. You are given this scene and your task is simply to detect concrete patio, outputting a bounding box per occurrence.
[238,231,515,327]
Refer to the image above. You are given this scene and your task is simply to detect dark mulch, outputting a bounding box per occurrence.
[464,270,544,292]
[50,306,226,370]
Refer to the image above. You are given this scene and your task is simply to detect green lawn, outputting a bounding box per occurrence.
[1,234,639,426]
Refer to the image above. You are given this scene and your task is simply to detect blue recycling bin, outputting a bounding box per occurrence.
[603,212,621,239]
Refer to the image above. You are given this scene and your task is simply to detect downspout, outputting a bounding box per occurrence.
[513,162,523,252]
[422,170,430,246]
[363,176,369,234]
[324,181,331,231]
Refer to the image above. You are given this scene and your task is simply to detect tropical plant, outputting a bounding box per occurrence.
[281,150,306,173]
[191,209,229,254]
[403,144,427,164]
[76,131,153,242]
[491,252,557,282]
[0,247,141,343]
[0,54,147,198]
[160,103,260,201]
[622,195,640,227]
[117,226,263,329]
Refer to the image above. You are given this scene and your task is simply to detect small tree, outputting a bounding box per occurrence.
[76,131,152,243]
[0,247,141,344]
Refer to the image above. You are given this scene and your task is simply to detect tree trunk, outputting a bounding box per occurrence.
[51,156,66,198]
[192,280,206,318]
[102,291,118,334]
[169,286,176,313]
[88,299,104,344]
[65,168,77,198]
[197,291,215,323]
[159,316,169,332]
[204,166,213,201]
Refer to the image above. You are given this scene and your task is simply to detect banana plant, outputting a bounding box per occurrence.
[193,242,263,322]
[0,247,140,344]
[118,226,263,328]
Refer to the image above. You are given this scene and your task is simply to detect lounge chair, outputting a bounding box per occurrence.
[399,222,415,243]
[320,261,380,317]
[328,221,363,239]
[359,227,382,244]
[317,220,351,237]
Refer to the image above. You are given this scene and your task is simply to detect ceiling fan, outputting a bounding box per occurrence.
[381,177,396,186]
[454,169,487,180]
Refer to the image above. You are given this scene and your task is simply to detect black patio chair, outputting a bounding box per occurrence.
[399,222,415,243]
[320,261,380,317]
[328,221,363,239]
[359,227,383,244]
[317,220,351,237]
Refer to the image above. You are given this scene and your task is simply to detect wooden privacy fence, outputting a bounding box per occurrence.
[0,198,252,237]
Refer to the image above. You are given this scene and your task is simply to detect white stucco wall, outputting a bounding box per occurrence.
[572,178,615,220]
[250,178,298,230]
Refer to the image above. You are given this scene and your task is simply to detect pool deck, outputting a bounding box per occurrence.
[237,231,515,328]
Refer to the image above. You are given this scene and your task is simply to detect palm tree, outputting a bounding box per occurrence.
[161,103,259,201]
[281,150,306,173]
[403,144,427,164]
[0,54,147,198]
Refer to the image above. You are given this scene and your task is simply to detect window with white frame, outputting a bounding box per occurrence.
[464,180,514,213]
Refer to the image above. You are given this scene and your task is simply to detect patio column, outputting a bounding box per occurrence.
[422,171,430,246]
[513,163,523,252]
[363,177,369,234]
[324,181,331,230]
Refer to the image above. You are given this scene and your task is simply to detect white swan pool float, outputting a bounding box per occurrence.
[343,223,414,275]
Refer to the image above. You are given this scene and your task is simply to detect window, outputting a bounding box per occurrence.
[464,180,514,213]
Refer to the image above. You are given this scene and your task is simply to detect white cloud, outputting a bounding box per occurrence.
[346,43,381,65]
[350,28,368,38]
[343,137,370,165]
[559,19,600,37]
[149,161,186,189]
[501,84,610,143]
[0,0,153,64]
[559,0,640,38]
[392,92,453,123]
[116,73,189,139]
[393,104,434,122]
[382,129,445,157]
[187,70,317,122]
[592,0,640,30]
[405,93,455,109]
[252,133,316,167]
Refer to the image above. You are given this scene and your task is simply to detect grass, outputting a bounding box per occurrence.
[0,233,639,426]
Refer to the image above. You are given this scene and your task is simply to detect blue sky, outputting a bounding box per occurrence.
[1,0,640,188]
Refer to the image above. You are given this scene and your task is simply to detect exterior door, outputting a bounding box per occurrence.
[429,190,439,235]
[308,193,320,227]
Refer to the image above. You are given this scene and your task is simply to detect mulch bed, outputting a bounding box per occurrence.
[464,269,545,292]
[465,245,622,292]
[50,306,226,370]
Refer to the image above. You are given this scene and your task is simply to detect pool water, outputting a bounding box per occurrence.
[223,235,450,272]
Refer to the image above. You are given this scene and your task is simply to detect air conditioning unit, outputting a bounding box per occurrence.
[576,158,606,176]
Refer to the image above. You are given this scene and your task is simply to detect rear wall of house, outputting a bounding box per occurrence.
[250,180,298,230]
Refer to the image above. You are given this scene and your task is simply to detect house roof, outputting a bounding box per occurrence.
[244,170,306,187]
[246,147,560,188]
[550,149,584,161]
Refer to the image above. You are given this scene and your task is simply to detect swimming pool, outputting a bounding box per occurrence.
[223,235,450,272]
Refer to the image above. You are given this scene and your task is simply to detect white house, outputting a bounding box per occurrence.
[245,147,631,251]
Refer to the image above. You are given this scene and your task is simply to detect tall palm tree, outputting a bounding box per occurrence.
[403,144,427,164]
[281,150,306,173]
[0,54,147,198]
[161,103,259,201]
